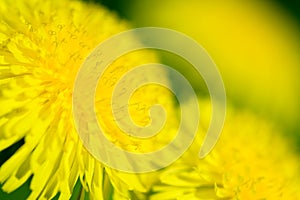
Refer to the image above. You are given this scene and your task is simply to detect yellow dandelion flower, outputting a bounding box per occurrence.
[128,100,300,199]
[0,0,176,199]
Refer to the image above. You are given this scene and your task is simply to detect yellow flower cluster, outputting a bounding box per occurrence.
[0,0,176,199]
[123,101,300,199]
[0,0,299,199]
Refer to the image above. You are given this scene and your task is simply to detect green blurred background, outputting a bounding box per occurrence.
[1,0,300,199]
[96,0,300,145]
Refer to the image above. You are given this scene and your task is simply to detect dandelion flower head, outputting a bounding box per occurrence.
[0,0,177,199]
[129,101,300,199]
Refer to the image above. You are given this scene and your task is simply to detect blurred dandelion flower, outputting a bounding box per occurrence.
[0,0,176,199]
[144,101,300,200]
